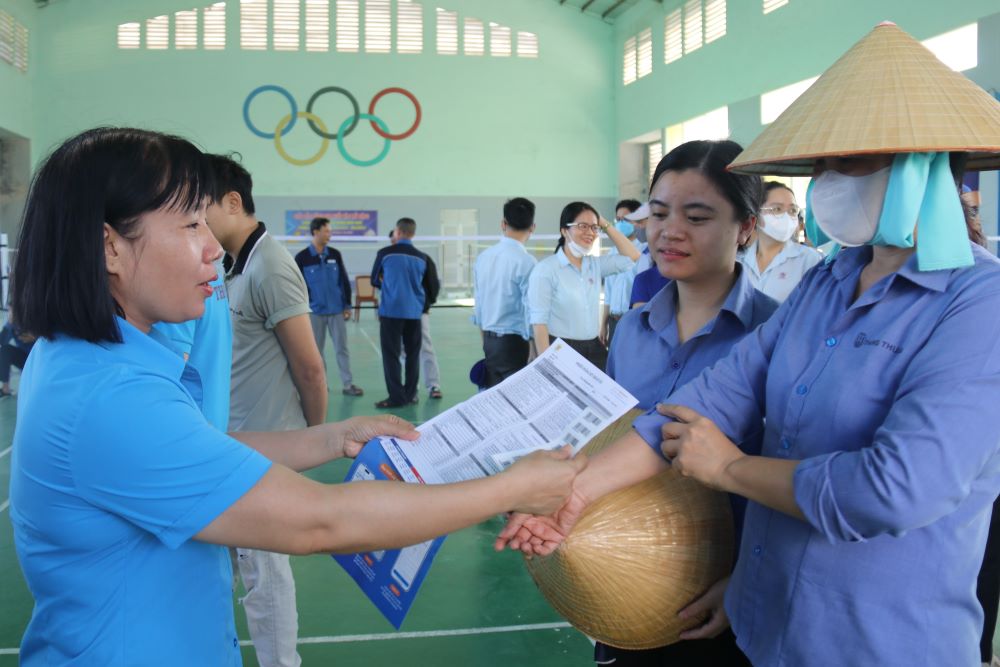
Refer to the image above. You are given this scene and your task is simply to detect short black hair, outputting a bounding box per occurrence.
[650,140,763,251]
[310,217,330,234]
[615,199,642,214]
[205,152,255,214]
[13,127,213,343]
[503,197,535,231]
[396,217,416,236]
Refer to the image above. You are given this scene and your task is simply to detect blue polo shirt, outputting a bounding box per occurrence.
[154,267,232,430]
[10,318,272,666]
[634,243,1000,666]
[630,266,670,307]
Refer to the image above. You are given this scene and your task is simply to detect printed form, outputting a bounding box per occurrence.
[381,340,638,484]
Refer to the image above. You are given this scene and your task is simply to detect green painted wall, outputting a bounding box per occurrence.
[0,0,35,140]
[613,0,1000,146]
[25,0,615,198]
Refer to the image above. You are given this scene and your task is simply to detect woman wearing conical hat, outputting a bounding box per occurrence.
[499,22,1000,666]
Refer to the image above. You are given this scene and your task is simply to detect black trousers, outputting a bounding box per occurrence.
[0,343,28,383]
[550,335,608,372]
[594,629,751,666]
[606,313,624,349]
[978,496,1000,662]
[379,317,422,404]
[483,332,530,388]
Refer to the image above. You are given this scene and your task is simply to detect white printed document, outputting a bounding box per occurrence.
[380,340,638,484]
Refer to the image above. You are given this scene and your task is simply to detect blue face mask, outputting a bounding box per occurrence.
[614,220,635,237]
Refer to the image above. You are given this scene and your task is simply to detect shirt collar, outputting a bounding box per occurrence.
[641,264,757,333]
[308,243,326,258]
[396,238,413,246]
[500,236,526,250]
[830,245,952,293]
[228,221,268,277]
[102,317,186,380]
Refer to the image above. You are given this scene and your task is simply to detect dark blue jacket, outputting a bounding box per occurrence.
[294,244,352,315]
[370,239,440,319]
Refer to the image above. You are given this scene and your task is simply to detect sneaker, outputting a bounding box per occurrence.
[342,384,364,396]
[429,386,443,399]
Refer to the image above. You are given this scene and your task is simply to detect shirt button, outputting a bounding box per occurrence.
[753,545,762,555]
[233,638,238,647]
[780,437,791,450]
[671,361,680,370]
[796,384,808,395]
[825,337,838,347]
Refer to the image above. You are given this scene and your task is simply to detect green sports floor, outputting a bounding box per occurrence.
[1,306,999,665]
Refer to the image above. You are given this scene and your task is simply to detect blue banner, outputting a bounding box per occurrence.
[285,210,378,237]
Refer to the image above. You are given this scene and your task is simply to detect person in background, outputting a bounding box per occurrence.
[601,218,642,347]
[629,265,670,310]
[371,218,440,408]
[472,197,537,388]
[0,320,34,397]
[528,202,640,369]
[294,217,364,397]
[205,153,327,667]
[739,182,822,302]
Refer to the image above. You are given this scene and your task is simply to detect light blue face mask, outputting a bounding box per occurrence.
[614,220,635,237]
[805,152,973,271]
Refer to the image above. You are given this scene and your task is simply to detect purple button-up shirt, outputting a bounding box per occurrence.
[635,243,1000,666]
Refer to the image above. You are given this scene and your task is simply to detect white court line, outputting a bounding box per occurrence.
[0,622,573,655]
[357,326,382,359]
[0,445,11,459]
[0,499,8,514]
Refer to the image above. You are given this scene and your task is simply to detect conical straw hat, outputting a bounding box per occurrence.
[524,409,734,650]
[731,22,1000,175]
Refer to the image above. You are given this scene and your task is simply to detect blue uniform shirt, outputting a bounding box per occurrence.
[608,265,778,410]
[371,239,440,319]
[472,236,537,339]
[634,243,1000,666]
[630,265,670,307]
[739,239,823,303]
[294,244,352,315]
[153,267,232,430]
[528,250,634,340]
[10,318,272,666]
[603,240,645,316]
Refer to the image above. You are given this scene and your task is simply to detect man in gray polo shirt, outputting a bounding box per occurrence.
[206,154,327,667]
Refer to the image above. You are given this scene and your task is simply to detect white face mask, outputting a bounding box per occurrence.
[759,212,798,243]
[810,166,891,247]
[565,239,592,258]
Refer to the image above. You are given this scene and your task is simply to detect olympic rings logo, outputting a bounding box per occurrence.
[242,85,422,167]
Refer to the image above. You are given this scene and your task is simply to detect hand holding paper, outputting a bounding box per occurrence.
[500,445,588,516]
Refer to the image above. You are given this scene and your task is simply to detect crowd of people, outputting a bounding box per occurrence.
[5,20,1000,667]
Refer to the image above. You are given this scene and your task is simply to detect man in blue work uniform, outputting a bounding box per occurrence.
[294,217,363,397]
[370,217,439,408]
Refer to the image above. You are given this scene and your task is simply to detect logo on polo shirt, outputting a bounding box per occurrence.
[853,332,903,354]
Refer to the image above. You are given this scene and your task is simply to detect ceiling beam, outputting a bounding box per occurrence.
[601,0,628,19]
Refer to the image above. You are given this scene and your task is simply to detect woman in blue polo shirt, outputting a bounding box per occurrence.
[598,140,777,666]
[498,24,1000,666]
[8,127,584,666]
[528,202,640,369]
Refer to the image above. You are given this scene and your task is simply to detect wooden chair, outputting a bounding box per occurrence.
[353,275,378,321]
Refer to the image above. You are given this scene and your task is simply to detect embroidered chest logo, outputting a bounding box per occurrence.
[854,332,903,354]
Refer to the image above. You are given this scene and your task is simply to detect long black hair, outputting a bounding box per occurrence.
[650,140,763,250]
[554,201,600,254]
[12,127,213,343]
